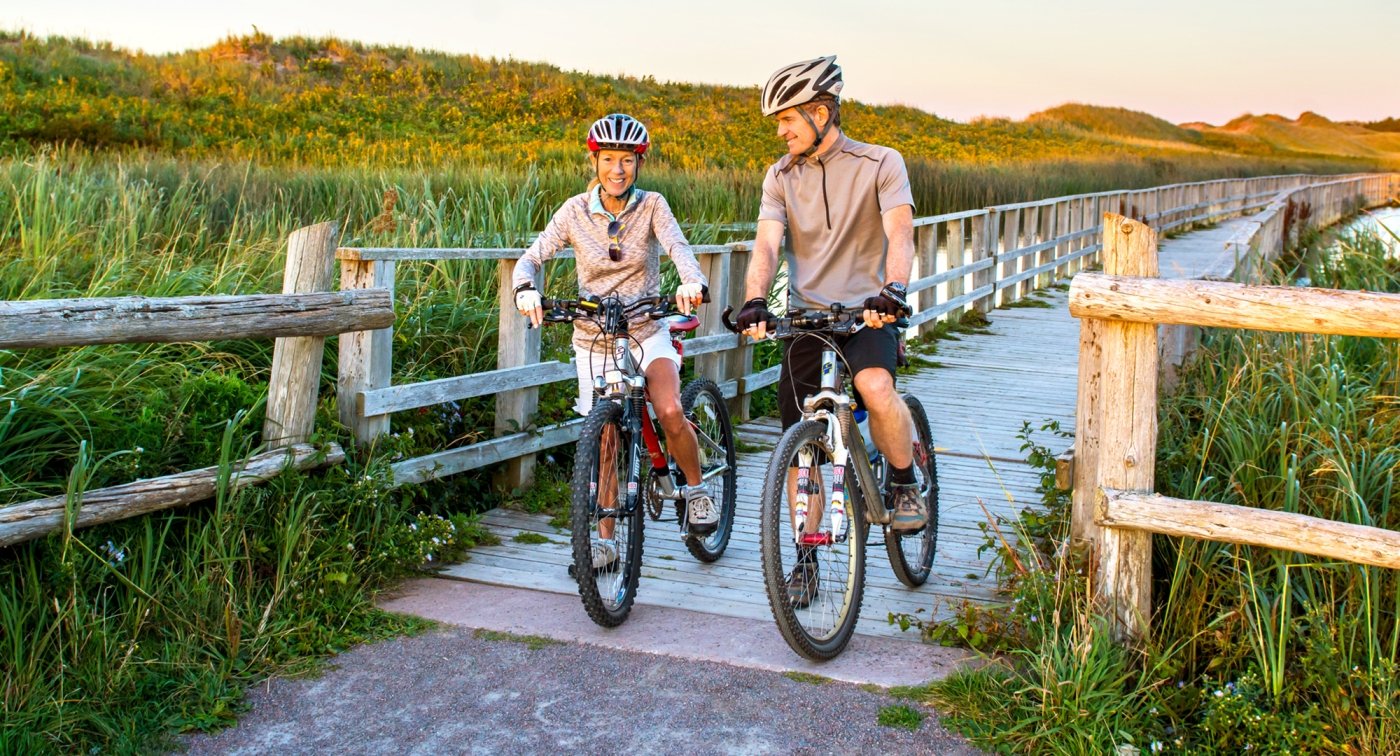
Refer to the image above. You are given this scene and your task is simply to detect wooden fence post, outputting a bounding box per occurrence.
[693,249,729,387]
[945,218,966,321]
[495,259,541,490]
[728,244,755,421]
[1071,316,1103,547]
[1091,212,1159,641]
[1036,203,1056,290]
[1054,200,1072,278]
[913,222,938,338]
[999,207,1021,307]
[264,222,338,448]
[973,211,997,315]
[338,255,395,446]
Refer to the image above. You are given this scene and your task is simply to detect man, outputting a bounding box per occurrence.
[735,55,926,600]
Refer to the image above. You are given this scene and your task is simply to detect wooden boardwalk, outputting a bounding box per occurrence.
[439,216,1255,641]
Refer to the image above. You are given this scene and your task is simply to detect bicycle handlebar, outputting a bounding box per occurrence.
[536,289,710,328]
[720,303,909,338]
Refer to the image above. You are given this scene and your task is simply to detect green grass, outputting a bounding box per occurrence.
[998,295,1056,309]
[511,532,549,545]
[782,671,834,685]
[877,704,926,731]
[733,439,774,454]
[472,629,561,650]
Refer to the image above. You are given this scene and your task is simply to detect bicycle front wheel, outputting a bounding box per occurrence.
[571,400,644,627]
[680,378,737,563]
[759,419,866,661]
[885,394,939,587]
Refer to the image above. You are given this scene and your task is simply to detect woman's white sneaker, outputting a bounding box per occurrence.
[683,485,719,535]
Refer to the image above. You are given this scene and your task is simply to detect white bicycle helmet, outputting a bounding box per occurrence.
[760,55,843,117]
[587,113,650,155]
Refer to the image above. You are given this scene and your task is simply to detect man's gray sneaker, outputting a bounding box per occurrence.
[684,485,719,535]
[888,483,928,532]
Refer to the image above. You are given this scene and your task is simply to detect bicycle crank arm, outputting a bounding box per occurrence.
[696,464,732,483]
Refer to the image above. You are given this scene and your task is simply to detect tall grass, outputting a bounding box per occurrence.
[923,224,1400,753]
[0,407,483,752]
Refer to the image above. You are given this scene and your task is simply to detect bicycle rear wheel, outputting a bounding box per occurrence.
[885,394,939,587]
[759,419,866,661]
[571,400,644,627]
[680,378,737,563]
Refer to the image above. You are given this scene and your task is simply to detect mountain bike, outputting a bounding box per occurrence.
[541,294,737,627]
[723,304,939,659]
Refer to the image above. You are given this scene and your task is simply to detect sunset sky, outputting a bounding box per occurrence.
[6,0,1396,125]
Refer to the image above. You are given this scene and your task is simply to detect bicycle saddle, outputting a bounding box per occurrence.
[665,315,700,333]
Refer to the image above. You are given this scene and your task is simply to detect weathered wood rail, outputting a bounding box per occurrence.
[1069,170,1400,641]
[0,222,382,547]
[335,173,1400,491]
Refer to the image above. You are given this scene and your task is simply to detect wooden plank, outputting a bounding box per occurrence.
[336,244,738,262]
[391,419,585,486]
[265,222,341,448]
[912,207,988,225]
[909,258,994,293]
[1097,489,1400,571]
[908,285,995,327]
[1091,213,1159,641]
[0,443,345,547]
[360,361,577,417]
[0,290,390,350]
[1069,274,1400,339]
[684,332,743,358]
[741,364,783,392]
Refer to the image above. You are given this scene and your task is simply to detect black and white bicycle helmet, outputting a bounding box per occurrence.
[760,55,843,117]
[587,113,650,155]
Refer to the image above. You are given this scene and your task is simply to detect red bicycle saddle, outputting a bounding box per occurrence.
[666,315,700,333]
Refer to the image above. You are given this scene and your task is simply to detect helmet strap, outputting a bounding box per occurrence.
[798,106,834,158]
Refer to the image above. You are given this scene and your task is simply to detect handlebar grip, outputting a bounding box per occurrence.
[720,306,739,333]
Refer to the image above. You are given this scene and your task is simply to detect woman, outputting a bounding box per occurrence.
[512,113,716,569]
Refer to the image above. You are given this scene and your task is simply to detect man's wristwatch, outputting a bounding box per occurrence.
[514,282,537,295]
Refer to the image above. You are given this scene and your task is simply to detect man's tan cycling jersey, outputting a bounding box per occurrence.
[758,134,915,309]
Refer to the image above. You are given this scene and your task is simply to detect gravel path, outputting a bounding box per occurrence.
[181,626,983,755]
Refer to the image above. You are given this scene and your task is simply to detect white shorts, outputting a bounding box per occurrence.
[573,329,681,416]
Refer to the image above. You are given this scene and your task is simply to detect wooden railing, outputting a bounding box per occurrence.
[0,222,392,547]
[336,173,1400,490]
[1068,179,1400,641]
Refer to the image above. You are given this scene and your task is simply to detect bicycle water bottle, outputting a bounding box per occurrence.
[853,409,879,461]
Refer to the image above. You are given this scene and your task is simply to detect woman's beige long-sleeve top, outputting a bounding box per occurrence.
[513,188,707,350]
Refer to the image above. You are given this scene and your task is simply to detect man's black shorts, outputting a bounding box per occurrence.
[777,324,899,428]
